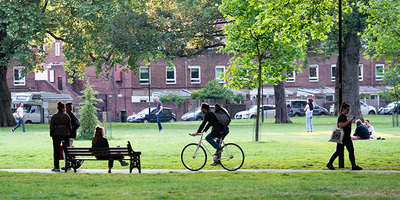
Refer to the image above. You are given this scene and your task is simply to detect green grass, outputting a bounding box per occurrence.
[1,115,399,170]
[1,115,400,199]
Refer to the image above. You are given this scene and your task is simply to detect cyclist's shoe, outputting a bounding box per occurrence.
[352,165,362,170]
[213,147,223,156]
[210,162,221,166]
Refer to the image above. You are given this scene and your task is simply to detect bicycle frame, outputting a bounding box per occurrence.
[193,133,226,160]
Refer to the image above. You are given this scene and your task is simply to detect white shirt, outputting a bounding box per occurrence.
[16,106,24,118]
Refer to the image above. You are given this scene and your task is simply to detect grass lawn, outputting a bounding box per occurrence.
[1,115,400,199]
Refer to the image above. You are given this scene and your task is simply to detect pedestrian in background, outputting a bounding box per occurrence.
[304,98,314,132]
[65,102,80,146]
[155,97,163,132]
[11,102,25,133]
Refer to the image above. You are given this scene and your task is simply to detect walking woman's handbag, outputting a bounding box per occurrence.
[329,126,344,144]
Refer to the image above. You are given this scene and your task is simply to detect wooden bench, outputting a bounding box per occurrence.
[63,141,141,173]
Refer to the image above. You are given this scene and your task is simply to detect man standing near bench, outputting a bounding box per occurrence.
[50,101,72,172]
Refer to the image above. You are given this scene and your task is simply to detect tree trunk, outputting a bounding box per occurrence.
[274,81,292,123]
[335,32,362,120]
[0,65,15,127]
[343,32,362,120]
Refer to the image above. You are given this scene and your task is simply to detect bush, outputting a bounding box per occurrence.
[159,94,184,107]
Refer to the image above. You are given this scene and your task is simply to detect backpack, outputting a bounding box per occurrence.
[214,104,231,127]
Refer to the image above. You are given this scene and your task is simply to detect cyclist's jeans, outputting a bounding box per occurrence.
[206,128,229,150]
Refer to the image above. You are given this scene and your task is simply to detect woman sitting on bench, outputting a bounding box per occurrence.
[92,125,128,173]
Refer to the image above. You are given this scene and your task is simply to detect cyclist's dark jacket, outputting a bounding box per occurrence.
[197,110,224,133]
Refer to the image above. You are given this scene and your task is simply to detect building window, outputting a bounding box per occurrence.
[331,64,336,81]
[286,70,295,82]
[358,64,364,81]
[190,66,201,84]
[309,65,319,82]
[140,66,150,85]
[376,64,384,81]
[166,66,176,84]
[13,66,26,86]
[55,42,60,56]
[215,66,225,83]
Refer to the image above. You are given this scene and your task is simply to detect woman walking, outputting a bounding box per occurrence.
[326,102,362,170]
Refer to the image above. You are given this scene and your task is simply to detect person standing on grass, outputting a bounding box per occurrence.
[326,102,362,171]
[92,125,128,173]
[304,98,314,132]
[65,102,80,146]
[155,97,163,133]
[11,102,25,133]
[50,101,71,172]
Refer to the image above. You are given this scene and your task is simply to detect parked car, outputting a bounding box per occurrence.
[286,100,329,117]
[234,105,276,119]
[360,101,376,115]
[181,106,215,121]
[127,107,176,123]
[378,102,400,115]
[328,101,376,115]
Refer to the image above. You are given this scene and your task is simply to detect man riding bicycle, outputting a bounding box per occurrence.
[191,102,229,166]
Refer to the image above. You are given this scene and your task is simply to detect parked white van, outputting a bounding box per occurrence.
[12,92,73,124]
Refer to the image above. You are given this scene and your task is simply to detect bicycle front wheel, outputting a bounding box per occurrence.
[220,143,245,171]
[181,143,207,171]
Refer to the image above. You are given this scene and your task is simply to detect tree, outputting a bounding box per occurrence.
[0,0,122,127]
[320,0,368,119]
[362,0,400,127]
[219,0,335,141]
[77,79,102,140]
[191,79,235,100]
[0,1,48,126]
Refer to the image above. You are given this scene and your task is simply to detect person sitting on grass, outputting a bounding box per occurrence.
[92,125,128,173]
[352,119,371,140]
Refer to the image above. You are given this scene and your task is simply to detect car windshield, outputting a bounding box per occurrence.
[248,106,257,112]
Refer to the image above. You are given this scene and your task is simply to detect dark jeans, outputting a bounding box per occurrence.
[157,113,163,131]
[328,136,356,166]
[205,128,229,150]
[52,135,70,169]
[13,117,25,132]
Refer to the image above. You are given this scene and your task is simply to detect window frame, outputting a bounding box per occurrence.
[358,64,364,81]
[375,64,385,81]
[331,64,336,81]
[139,66,150,85]
[166,66,176,84]
[190,66,201,84]
[309,64,319,82]
[13,66,26,86]
[55,42,60,56]
[286,70,295,82]
[215,65,225,83]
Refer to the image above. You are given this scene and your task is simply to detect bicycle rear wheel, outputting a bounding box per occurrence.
[181,143,207,171]
[219,143,244,171]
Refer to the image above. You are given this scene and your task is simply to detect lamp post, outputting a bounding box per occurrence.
[338,0,344,168]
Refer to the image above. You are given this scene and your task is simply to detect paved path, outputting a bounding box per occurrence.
[1,169,400,174]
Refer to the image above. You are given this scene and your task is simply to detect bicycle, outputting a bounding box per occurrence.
[181,132,245,171]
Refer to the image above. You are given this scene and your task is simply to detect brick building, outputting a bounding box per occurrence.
[7,41,389,121]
